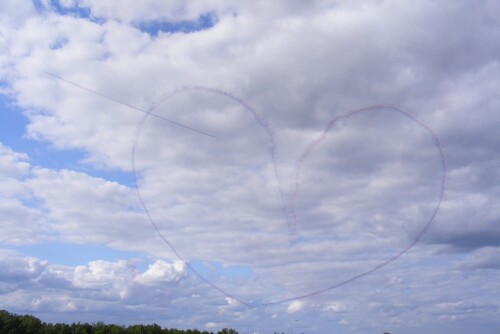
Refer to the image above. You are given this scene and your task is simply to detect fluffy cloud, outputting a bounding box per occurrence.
[136,260,186,285]
[78,0,227,22]
[0,144,30,178]
[0,250,47,282]
[458,247,500,270]
[0,250,195,316]
[286,301,304,314]
[0,144,50,245]
[26,168,147,247]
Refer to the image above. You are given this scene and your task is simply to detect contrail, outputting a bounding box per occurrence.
[132,85,283,308]
[263,104,447,306]
[46,72,446,306]
[145,85,295,236]
[44,72,215,138]
[135,92,446,307]
[45,73,294,306]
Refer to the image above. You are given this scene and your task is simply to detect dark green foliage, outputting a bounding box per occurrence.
[216,329,238,334]
[0,310,225,334]
[0,310,43,334]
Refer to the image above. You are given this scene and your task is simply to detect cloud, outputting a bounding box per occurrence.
[287,301,304,314]
[77,0,228,23]
[0,250,47,282]
[0,144,50,245]
[425,192,500,250]
[0,0,36,27]
[0,250,199,318]
[458,247,500,270]
[73,260,137,288]
[324,302,347,313]
[25,167,155,252]
[136,260,186,285]
[0,144,30,178]
[0,198,48,245]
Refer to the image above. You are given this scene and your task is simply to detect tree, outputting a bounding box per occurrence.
[217,329,238,334]
[19,315,43,334]
[0,310,237,334]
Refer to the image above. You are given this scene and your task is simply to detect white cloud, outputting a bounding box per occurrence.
[0,144,30,178]
[458,247,500,270]
[78,0,228,22]
[0,250,47,282]
[287,300,304,314]
[224,297,238,307]
[204,322,218,329]
[73,260,136,288]
[25,167,152,251]
[325,302,347,313]
[0,198,49,245]
[0,144,51,245]
[136,260,186,285]
[0,250,202,320]
[0,0,36,27]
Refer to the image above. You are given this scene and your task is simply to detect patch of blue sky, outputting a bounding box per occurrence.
[137,13,217,37]
[190,260,252,280]
[0,93,135,187]
[32,0,104,24]
[74,166,136,188]
[0,92,26,152]
[49,37,69,50]
[14,242,148,269]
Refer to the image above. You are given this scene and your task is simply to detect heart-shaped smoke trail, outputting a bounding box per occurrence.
[46,73,446,307]
[132,88,447,306]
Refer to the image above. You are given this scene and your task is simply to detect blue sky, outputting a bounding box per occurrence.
[1,1,500,333]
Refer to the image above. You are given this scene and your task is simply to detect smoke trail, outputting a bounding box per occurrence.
[45,73,446,307]
[142,85,295,236]
[132,86,300,307]
[44,72,215,138]
[135,93,446,307]
[45,71,299,238]
[44,73,295,305]
[287,105,445,235]
[263,104,447,306]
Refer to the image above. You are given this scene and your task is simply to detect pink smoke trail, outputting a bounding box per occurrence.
[132,85,292,308]
[147,85,296,236]
[44,72,215,138]
[45,73,295,306]
[46,71,297,235]
[263,104,447,305]
[46,72,446,307]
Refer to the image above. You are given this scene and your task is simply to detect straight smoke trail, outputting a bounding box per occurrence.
[44,72,215,138]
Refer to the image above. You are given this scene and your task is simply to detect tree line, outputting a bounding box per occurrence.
[0,310,239,334]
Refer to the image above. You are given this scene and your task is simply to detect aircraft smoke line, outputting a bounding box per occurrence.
[44,72,215,138]
[46,73,447,307]
[132,85,288,308]
[264,104,447,305]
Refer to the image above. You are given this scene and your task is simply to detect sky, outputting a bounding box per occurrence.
[0,0,499,333]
